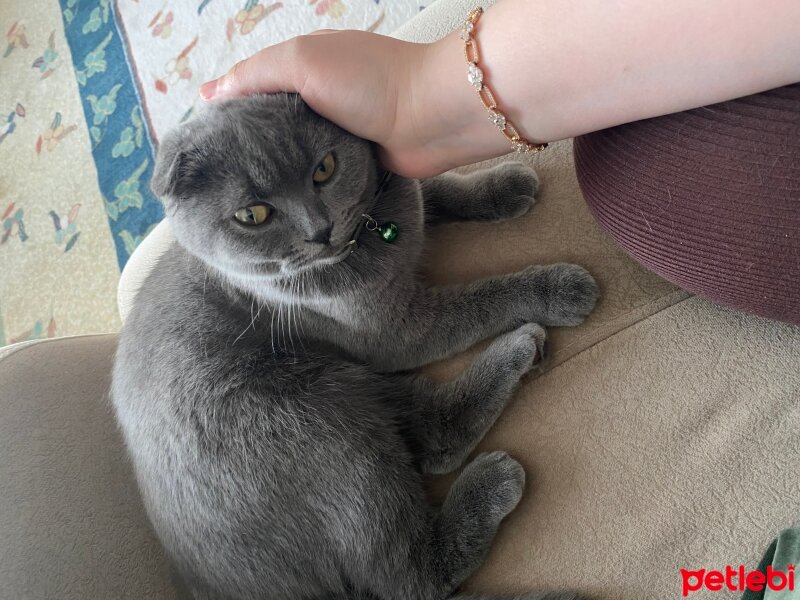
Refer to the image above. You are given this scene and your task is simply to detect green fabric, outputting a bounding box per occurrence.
[765,528,800,600]
[742,538,778,600]
[743,528,800,600]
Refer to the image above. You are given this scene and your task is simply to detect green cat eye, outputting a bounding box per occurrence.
[234,204,271,226]
[313,152,336,183]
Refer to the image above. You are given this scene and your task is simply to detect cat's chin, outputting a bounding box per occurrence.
[315,244,356,266]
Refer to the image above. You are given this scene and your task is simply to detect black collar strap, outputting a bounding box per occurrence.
[344,171,398,253]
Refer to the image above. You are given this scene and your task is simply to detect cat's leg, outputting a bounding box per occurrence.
[337,263,597,371]
[429,452,526,589]
[420,162,538,224]
[403,323,547,474]
[348,451,526,600]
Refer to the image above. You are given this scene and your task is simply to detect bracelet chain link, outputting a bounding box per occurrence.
[462,7,548,154]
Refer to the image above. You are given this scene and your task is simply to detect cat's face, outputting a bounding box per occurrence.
[152,94,378,278]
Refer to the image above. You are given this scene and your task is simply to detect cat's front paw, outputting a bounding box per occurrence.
[487,162,539,220]
[524,263,599,327]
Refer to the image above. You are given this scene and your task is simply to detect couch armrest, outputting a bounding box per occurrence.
[0,335,178,599]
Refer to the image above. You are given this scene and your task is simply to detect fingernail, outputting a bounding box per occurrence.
[199,79,217,100]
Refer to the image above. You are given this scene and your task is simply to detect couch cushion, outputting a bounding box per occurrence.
[432,296,800,599]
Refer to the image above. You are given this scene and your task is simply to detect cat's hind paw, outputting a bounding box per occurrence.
[458,451,526,521]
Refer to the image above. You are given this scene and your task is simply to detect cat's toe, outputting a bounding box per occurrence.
[500,323,548,372]
[461,451,526,520]
[491,162,539,219]
[530,263,600,327]
[507,194,537,219]
[496,161,539,195]
[551,264,599,326]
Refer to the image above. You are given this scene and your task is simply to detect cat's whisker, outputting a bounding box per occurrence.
[297,276,308,352]
[297,274,308,342]
[201,269,209,311]
[287,277,299,354]
[293,279,301,352]
[232,282,259,346]
[288,277,298,354]
[279,282,286,352]
[283,278,293,354]
[269,299,277,355]
[278,278,288,353]
[253,300,264,333]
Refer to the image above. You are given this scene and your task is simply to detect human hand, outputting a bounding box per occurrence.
[200,30,501,178]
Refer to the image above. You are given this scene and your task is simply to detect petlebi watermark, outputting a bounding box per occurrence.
[681,565,796,597]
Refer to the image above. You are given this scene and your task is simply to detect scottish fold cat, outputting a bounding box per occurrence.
[112,94,596,600]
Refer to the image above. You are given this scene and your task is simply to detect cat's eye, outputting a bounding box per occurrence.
[234,204,271,226]
[313,152,336,184]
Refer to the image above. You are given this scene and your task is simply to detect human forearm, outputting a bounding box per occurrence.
[414,0,800,172]
[200,0,800,178]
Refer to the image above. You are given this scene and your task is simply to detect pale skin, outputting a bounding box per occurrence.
[199,0,800,179]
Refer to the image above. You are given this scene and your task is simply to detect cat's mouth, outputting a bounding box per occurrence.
[284,222,362,273]
[320,218,366,264]
[317,240,358,266]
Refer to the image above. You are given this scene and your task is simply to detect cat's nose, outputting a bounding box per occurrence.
[306,225,332,245]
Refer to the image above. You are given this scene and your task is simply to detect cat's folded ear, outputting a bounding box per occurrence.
[151,126,207,200]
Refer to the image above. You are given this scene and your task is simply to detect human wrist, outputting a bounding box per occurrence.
[433,29,514,163]
[386,30,509,177]
[420,30,511,169]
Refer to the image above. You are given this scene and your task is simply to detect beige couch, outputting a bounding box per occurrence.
[2,1,799,598]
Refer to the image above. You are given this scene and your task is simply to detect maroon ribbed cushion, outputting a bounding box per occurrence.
[574,84,800,325]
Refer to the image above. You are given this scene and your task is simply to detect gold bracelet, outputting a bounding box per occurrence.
[462,6,548,154]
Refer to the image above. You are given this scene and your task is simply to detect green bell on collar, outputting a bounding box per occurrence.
[362,213,399,244]
[378,222,399,243]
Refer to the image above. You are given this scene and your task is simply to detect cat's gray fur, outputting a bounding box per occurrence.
[112,94,597,600]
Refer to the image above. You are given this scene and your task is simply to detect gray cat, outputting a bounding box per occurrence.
[112,94,597,600]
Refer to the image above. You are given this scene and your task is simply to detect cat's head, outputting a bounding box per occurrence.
[151,94,379,279]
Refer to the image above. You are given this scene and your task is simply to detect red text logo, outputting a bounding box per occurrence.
[681,565,795,596]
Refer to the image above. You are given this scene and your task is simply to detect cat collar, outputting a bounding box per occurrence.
[344,171,399,255]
